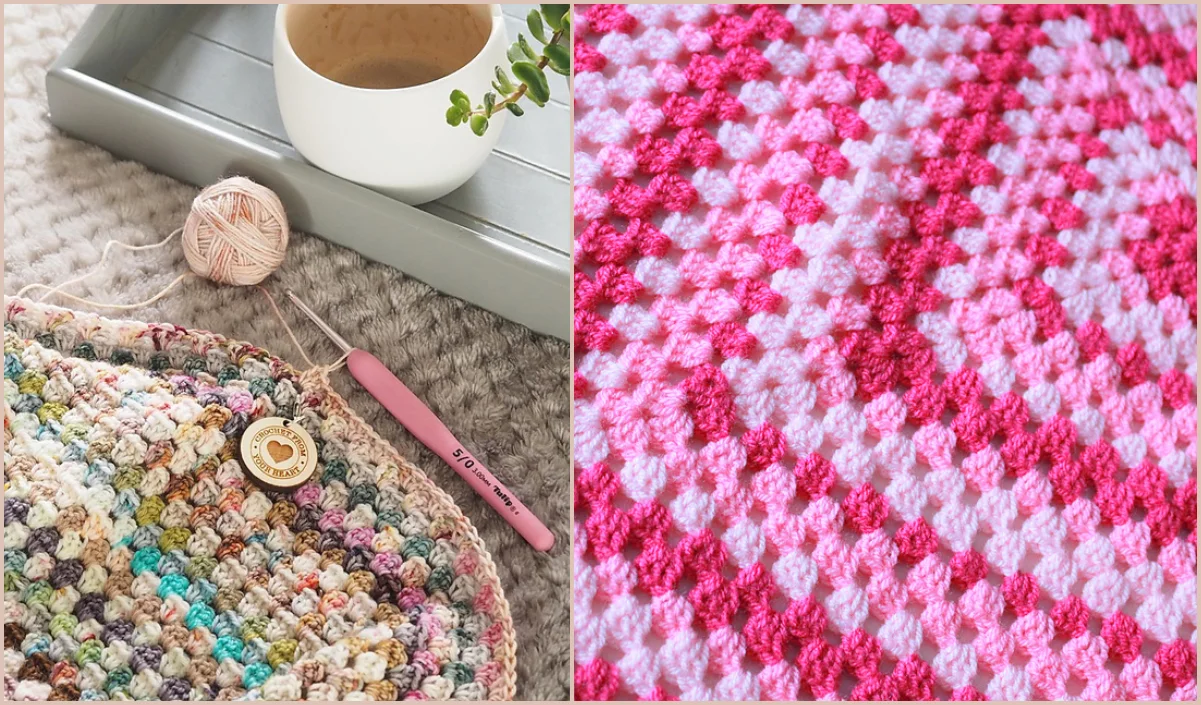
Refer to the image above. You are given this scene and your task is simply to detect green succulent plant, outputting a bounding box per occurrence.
[446,4,570,136]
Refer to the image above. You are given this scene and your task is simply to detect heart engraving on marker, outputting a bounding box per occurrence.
[241,417,315,488]
[266,439,294,464]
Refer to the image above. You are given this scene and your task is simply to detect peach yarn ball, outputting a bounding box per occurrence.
[182,177,289,286]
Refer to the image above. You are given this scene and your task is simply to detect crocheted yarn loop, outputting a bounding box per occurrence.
[3,296,517,701]
[573,3,1196,701]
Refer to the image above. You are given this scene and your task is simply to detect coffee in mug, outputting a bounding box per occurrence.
[283,4,491,90]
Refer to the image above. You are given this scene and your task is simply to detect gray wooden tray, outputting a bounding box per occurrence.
[46,4,570,340]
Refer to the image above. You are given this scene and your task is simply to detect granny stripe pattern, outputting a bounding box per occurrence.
[3,297,516,700]
[573,4,1197,701]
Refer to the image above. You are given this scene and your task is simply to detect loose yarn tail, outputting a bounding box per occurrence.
[16,228,193,310]
[9,176,330,373]
[14,230,337,376]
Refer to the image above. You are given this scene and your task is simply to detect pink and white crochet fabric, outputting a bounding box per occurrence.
[572,4,1197,701]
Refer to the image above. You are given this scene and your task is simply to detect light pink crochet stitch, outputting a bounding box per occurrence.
[572,4,1197,701]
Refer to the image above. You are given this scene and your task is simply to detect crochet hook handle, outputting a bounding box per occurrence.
[347,350,554,551]
[287,291,554,551]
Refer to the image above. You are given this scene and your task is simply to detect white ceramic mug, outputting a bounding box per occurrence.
[273,4,508,205]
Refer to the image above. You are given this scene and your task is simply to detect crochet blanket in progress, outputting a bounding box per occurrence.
[4,298,517,700]
[573,4,1197,701]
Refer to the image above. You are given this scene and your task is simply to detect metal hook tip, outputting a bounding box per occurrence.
[285,290,354,354]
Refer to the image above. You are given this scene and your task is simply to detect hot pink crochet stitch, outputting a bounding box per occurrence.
[572,4,1197,701]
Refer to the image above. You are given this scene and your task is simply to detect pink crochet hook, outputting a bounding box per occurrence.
[287,291,554,551]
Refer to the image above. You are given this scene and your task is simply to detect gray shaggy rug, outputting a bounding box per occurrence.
[3,4,570,699]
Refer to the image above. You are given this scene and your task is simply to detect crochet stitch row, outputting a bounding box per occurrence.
[3,297,517,700]
[573,3,1196,701]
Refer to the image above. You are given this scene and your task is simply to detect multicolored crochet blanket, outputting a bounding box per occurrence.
[573,4,1197,701]
[3,297,516,700]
